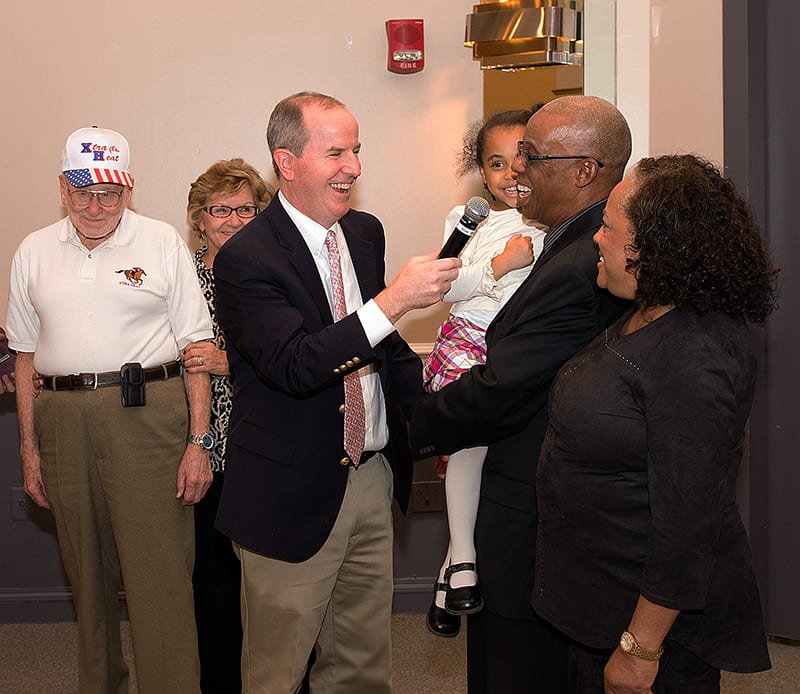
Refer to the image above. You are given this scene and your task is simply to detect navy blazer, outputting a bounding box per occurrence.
[214,196,422,562]
[410,202,630,619]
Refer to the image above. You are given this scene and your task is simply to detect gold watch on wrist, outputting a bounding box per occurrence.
[619,630,664,661]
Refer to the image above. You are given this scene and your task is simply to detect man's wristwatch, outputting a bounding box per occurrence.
[188,432,215,450]
[619,630,664,661]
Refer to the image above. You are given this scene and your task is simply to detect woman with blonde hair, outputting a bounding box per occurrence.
[183,158,272,693]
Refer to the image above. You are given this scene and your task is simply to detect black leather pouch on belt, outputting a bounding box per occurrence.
[120,362,146,407]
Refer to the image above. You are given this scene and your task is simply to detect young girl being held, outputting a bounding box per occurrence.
[424,108,547,638]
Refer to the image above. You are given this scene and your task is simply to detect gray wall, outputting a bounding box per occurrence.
[0,398,74,622]
[725,0,800,640]
[0,392,447,621]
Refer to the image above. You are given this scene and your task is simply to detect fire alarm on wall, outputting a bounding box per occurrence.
[385,19,424,74]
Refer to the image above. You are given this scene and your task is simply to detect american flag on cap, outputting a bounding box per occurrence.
[61,126,135,189]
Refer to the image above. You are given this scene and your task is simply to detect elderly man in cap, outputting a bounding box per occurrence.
[6,126,213,694]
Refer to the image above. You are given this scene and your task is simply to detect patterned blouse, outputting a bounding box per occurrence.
[194,247,232,472]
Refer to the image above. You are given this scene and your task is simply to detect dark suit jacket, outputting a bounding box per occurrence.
[410,202,630,619]
[214,195,422,562]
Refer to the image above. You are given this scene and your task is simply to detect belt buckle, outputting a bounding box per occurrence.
[66,373,97,390]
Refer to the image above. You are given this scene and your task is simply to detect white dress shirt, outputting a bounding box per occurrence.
[279,192,392,452]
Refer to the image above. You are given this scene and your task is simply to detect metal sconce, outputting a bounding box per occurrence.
[465,0,583,70]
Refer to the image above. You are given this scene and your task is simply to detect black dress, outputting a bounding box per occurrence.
[535,306,770,673]
[192,247,242,694]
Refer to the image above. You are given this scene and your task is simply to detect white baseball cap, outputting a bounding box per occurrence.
[61,126,134,188]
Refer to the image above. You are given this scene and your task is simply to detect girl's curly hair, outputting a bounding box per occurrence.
[455,105,543,178]
[625,154,778,323]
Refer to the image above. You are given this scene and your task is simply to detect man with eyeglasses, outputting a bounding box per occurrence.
[410,96,633,694]
[6,126,213,694]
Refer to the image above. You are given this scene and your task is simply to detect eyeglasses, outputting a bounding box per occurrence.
[517,142,604,169]
[68,188,125,208]
[203,205,259,219]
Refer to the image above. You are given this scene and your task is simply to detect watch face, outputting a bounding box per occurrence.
[190,433,214,450]
[620,632,634,652]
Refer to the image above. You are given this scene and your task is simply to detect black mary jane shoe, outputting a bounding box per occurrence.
[426,582,461,638]
[444,562,484,615]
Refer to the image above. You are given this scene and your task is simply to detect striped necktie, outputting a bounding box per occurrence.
[325,229,366,465]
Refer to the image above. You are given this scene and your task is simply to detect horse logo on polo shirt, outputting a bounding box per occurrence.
[115,266,147,287]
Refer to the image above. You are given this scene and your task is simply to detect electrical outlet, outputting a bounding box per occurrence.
[10,487,32,522]
[412,480,445,513]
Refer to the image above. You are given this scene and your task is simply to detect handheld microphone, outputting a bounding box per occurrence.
[438,196,491,258]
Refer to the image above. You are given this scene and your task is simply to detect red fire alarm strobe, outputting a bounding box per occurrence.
[386,19,424,74]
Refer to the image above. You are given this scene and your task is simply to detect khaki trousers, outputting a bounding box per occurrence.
[237,453,394,694]
[35,378,201,694]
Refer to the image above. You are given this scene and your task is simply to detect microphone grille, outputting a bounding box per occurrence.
[464,196,491,224]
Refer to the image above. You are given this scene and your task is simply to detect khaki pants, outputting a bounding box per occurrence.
[237,454,394,694]
[36,378,201,694]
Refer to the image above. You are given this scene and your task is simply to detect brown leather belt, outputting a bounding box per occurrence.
[41,361,181,391]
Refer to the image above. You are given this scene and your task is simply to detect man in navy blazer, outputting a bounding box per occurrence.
[410,96,633,693]
[213,92,460,693]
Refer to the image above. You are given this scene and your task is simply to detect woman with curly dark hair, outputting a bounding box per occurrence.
[533,154,778,693]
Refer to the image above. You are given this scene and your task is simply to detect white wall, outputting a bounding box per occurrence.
[0,1,481,342]
[0,1,725,343]
[584,0,618,102]
[616,0,724,168]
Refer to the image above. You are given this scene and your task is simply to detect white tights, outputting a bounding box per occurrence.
[434,445,487,607]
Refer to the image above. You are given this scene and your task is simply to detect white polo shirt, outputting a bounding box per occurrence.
[7,208,213,375]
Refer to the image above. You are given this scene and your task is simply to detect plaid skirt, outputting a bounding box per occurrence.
[423,315,488,393]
